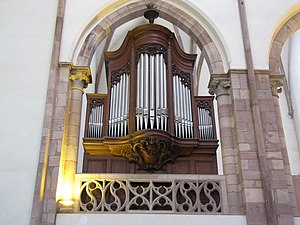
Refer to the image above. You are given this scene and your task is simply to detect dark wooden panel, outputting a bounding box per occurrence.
[83,151,217,174]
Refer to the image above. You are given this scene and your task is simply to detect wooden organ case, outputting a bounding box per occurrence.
[82,23,219,174]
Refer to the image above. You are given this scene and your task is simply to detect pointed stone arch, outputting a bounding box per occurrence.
[74,0,227,75]
[269,6,300,73]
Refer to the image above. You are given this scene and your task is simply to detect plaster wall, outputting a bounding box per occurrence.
[56,214,247,225]
[288,30,300,171]
[245,0,300,69]
[0,0,58,224]
[280,37,300,175]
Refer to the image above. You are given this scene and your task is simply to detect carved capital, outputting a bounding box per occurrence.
[69,65,92,89]
[208,75,231,97]
[270,75,284,98]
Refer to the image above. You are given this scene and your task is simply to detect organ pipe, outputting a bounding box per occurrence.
[106,44,196,139]
[144,54,149,129]
[87,103,104,138]
[162,58,167,131]
[155,54,161,129]
[172,74,194,138]
[135,53,169,132]
[108,73,130,137]
[150,55,155,129]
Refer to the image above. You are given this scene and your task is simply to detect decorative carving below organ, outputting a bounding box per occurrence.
[109,132,176,171]
[83,23,219,174]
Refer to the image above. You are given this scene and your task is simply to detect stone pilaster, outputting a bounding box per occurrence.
[255,72,294,225]
[229,70,268,225]
[57,64,91,211]
[209,74,243,214]
[270,75,299,216]
[30,1,66,224]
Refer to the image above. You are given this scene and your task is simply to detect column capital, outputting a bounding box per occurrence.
[60,62,92,90]
[69,65,92,88]
[208,74,231,97]
[270,75,284,98]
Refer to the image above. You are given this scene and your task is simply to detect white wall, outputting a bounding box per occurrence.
[56,214,247,225]
[0,0,58,224]
[60,0,113,62]
[245,0,300,69]
[280,38,300,175]
[287,30,300,174]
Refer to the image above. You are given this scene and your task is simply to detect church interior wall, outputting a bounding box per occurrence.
[0,1,59,225]
[1,0,300,225]
[245,0,300,69]
[280,37,300,175]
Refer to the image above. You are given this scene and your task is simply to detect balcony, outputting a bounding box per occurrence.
[73,174,227,214]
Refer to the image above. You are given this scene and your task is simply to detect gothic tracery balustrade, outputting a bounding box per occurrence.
[74,174,226,214]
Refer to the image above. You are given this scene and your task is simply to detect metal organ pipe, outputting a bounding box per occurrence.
[140,54,144,130]
[197,106,213,140]
[162,58,167,131]
[155,55,161,129]
[109,84,115,136]
[116,78,121,137]
[187,88,193,138]
[159,54,164,130]
[173,75,178,137]
[172,74,194,139]
[150,55,155,129]
[124,74,129,136]
[108,73,130,137]
[88,102,104,138]
[99,104,103,137]
[136,60,141,131]
[160,54,166,131]
[135,53,168,132]
[144,54,149,129]
[178,76,184,137]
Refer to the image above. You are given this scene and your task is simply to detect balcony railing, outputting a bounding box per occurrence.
[73,174,227,214]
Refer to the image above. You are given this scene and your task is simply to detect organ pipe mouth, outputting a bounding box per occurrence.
[144,4,159,24]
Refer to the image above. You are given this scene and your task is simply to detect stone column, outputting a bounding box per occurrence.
[209,74,243,214]
[255,72,294,225]
[270,76,299,216]
[58,64,91,210]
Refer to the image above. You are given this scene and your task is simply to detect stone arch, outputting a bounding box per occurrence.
[269,4,300,73]
[74,0,228,75]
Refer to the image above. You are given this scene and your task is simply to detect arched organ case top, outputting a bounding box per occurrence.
[83,24,219,174]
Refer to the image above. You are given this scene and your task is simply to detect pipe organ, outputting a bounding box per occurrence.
[83,24,219,174]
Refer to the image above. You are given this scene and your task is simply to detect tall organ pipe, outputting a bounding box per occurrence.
[173,75,178,137]
[150,55,155,129]
[144,54,149,129]
[136,60,141,131]
[155,55,161,129]
[163,58,167,131]
[140,54,144,130]
[124,74,129,135]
